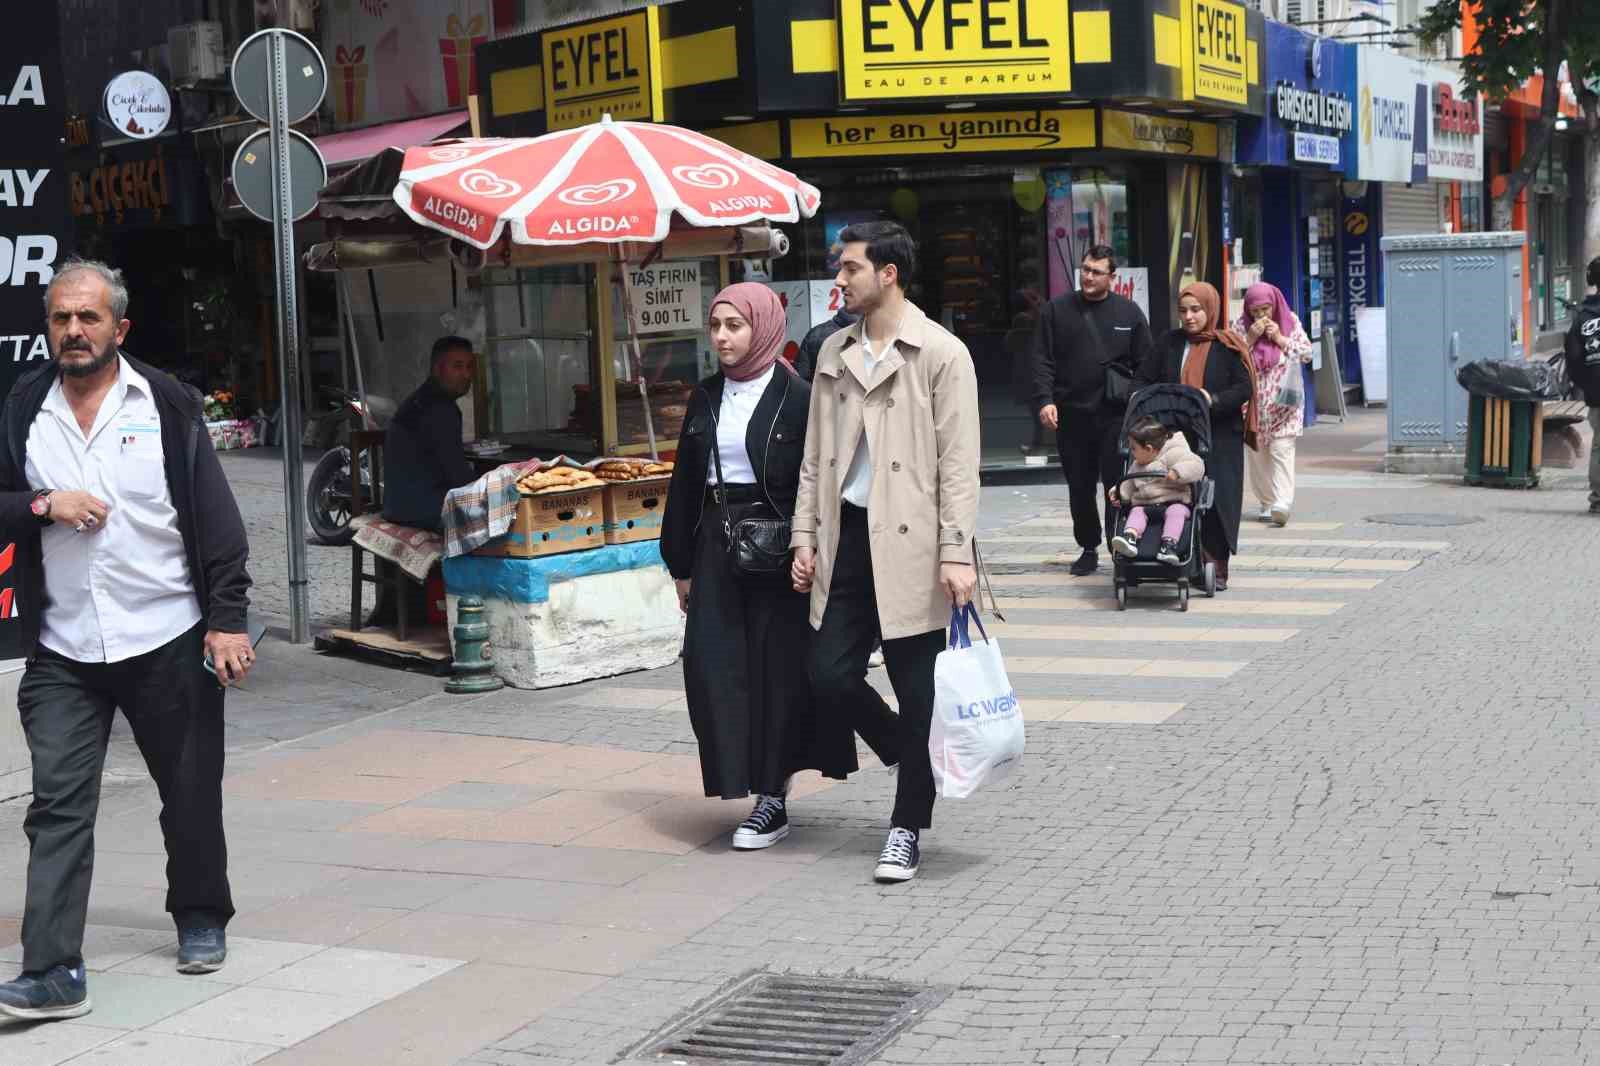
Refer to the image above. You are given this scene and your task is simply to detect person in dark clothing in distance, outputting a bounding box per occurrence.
[382,336,477,532]
[1029,245,1155,576]
[1565,256,1600,514]
[793,307,859,383]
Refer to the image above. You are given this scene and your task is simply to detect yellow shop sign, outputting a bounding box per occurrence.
[790,109,1095,158]
[839,0,1071,103]
[1101,109,1219,158]
[542,10,661,130]
[1182,0,1247,106]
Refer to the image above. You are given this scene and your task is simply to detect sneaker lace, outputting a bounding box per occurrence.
[879,827,916,866]
[740,795,784,832]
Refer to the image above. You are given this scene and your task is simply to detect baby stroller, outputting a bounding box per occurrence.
[1110,384,1217,611]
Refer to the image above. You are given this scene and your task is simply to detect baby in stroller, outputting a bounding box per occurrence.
[1107,417,1205,565]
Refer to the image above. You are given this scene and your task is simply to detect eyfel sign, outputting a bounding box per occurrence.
[839,0,1072,103]
[1185,0,1248,106]
[541,10,659,131]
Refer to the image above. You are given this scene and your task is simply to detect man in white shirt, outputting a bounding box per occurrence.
[0,260,254,1021]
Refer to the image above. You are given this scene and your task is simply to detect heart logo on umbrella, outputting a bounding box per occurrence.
[556,179,637,206]
[459,169,522,198]
[671,163,738,190]
[429,146,474,162]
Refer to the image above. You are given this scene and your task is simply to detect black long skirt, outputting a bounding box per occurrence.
[681,501,857,799]
[1202,424,1247,558]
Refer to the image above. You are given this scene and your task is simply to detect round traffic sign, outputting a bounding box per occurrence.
[231,128,327,222]
[232,28,326,126]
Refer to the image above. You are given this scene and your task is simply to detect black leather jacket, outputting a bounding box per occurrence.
[659,363,810,579]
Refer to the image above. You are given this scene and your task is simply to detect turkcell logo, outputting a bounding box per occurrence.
[957,690,1018,720]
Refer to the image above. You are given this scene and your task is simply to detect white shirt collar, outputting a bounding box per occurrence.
[42,354,148,417]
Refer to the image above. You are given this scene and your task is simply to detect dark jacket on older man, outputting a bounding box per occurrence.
[383,379,476,530]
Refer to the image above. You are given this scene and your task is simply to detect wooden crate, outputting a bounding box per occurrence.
[602,476,670,544]
[474,486,604,558]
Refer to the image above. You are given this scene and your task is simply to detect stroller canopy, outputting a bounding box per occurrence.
[1122,383,1214,457]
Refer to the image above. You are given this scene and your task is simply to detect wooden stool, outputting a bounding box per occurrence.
[346,431,415,640]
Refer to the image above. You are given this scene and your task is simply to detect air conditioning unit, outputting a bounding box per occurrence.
[168,21,226,82]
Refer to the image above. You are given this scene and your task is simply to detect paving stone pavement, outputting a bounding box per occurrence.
[2,413,1597,1065]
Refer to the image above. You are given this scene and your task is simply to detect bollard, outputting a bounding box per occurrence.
[446,595,504,694]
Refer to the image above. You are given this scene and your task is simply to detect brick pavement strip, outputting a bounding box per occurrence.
[4,438,1599,1064]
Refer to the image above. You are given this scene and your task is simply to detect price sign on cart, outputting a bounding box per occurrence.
[628,263,701,335]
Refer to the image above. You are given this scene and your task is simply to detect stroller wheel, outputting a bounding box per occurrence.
[1115,583,1127,611]
[1203,561,1217,598]
[1179,584,1190,612]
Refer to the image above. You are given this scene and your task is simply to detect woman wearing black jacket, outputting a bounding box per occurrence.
[660,283,856,851]
[1136,282,1258,590]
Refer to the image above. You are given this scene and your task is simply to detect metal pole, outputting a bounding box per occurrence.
[615,257,658,459]
[268,34,310,642]
[337,273,372,429]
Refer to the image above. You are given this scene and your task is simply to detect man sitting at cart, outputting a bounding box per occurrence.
[384,336,478,533]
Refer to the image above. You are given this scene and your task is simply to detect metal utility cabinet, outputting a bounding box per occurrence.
[1380,231,1525,474]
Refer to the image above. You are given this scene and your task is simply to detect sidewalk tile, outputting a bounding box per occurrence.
[453,789,671,845]
[318,730,563,778]
[474,747,661,788]
[69,1031,277,1065]
[494,844,675,886]
[559,685,682,710]
[567,796,732,854]
[325,869,484,910]
[627,852,804,898]
[1060,701,1187,724]
[151,986,373,1047]
[346,912,565,962]
[338,806,481,840]
[426,876,596,923]
[241,772,441,806]
[249,962,605,1066]
[596,754,720,795]
[85,888,175,934]
[405,782,555,810]
[0,1020,121,1064]
[559,887,743,937]
[229,900,409,946]
[111,936,324,985]
[391,839,553,876]
[220,798,386,832]
[1,925,172,972]
[254,947,463,1000]
[68,972,230,1029]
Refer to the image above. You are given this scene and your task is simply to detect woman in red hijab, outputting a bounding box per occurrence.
[1135,282,1257,590]
[659,283,858,850]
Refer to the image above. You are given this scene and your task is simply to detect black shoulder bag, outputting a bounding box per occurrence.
[704,380,793,577]
[1082,307,1135,404]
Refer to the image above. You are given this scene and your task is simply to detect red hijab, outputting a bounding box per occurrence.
[707,283,785,382]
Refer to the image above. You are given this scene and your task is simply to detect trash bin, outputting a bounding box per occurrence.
[1456,360,1564,488]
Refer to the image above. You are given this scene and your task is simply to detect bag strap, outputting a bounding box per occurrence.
[699,387,735,543]
[947,606,972,650]
[973,539,1006,622]
[962,602,990,644]
[1077,301,1125,370]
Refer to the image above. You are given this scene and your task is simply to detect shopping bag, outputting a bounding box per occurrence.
[929,604,1024,799]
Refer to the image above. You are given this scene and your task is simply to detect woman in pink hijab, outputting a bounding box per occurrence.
[1235,282,1313,526]
[659,283,857,852]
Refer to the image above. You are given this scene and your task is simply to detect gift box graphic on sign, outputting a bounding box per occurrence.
[439,13,486,108]
[334,45,368,125]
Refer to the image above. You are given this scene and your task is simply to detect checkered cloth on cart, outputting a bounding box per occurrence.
[442,460,541,558]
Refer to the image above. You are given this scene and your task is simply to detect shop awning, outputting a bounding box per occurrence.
[313,111,469,169]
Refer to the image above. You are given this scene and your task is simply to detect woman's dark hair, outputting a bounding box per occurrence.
[837,220,917,287]
[1083,244,1118,272]
[1127,416,1171,450]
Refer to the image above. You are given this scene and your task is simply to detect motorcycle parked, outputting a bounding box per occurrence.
[305,386,396,545]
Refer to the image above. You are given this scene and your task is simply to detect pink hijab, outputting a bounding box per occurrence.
[1241,282,1296,373]
[707,283,786,382]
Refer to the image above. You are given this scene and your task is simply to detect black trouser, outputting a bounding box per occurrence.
[808,504,945,830]
[17,622,231,972]
[1056,406,1125,551]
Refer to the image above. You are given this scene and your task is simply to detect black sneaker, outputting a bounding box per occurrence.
[177,925,227,975]
[731,795,790,850]
[0,964,90,1020]
[1156,538,1180,565]
[873,827,920,882]
[1068,549,1099,576]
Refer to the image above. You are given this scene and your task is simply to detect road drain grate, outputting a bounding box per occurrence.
[640,974,946,1066]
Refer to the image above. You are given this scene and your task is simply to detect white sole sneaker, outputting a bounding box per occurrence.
[0,998,92,1020]
[731,824,790,850]
[873,861,918,882]
[1270,506,1290,527]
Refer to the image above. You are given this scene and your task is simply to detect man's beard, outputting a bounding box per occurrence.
[56,342,117,378]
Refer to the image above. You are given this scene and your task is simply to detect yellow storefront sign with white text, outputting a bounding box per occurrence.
[790,109,1095,158]
[838,0,1072,103]
[1101,109,1219,158]
[542,10,661,130]
[1181,0,1247,107]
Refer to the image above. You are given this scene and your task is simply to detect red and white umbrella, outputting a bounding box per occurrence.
[392,115,820,250]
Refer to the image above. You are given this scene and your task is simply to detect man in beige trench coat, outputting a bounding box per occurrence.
[791,220,981,883]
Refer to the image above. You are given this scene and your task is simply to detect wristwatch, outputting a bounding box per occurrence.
[29,490,52,526]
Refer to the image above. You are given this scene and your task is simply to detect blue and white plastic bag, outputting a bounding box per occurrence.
[929,605,1024,799]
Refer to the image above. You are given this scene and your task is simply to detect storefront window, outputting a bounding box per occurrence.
[1536,141,1573,332]
[1068,169,1134,266]
[1458,182,1484,232]
[480,266,596,451]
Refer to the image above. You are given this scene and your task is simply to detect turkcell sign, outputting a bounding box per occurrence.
[1293,131,1340,165]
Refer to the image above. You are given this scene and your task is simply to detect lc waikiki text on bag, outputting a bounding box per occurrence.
[930,605,1025,799]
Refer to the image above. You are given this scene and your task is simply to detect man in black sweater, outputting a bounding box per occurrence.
[1565,256,1600,514]
[383,336,478,532]
[1029,245,1154,575]
[792,307,858,383]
